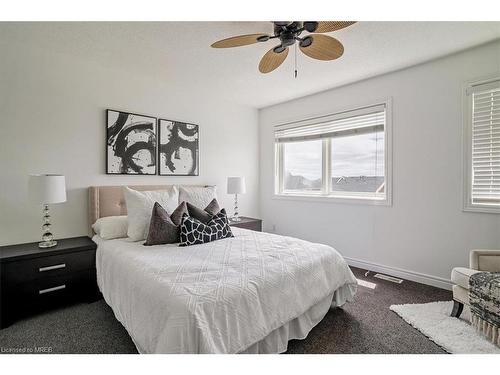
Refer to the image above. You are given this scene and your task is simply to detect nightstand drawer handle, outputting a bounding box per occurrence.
[39,285,66,294]
[39,263,66,272]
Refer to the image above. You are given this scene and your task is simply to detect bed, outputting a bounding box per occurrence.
[89,185,357,354]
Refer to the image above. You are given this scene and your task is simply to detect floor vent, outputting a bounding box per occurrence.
[374,273,403,284]
[357,279,377,289]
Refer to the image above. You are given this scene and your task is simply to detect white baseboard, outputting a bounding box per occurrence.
[345,256,453,291]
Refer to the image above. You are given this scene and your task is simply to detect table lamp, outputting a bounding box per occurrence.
[227,177,246,222]
[29,174,67,248]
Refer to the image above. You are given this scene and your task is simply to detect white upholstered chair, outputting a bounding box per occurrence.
[450,249,500,318]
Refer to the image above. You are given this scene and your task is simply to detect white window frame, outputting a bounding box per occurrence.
[273,99,393,206]
[462,76,500,214]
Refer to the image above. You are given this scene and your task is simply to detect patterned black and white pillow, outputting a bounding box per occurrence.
[179,208,233,247]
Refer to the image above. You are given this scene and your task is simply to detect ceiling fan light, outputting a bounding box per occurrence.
[303,22,318,33]
[299,36,313,48]
[273,45,287,54]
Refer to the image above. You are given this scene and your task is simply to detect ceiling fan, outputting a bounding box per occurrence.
[211,21,357,74]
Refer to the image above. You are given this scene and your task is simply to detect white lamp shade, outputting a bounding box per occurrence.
[29,174,67,204]
[227,177,246,194]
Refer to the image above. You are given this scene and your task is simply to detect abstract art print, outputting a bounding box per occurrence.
[106,110,157,175]
[158,119,199,176]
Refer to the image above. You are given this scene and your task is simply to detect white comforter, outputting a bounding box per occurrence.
[94,228,357,353]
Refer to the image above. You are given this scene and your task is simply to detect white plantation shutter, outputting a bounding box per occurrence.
[275,104,385,143]
[470,79,500,207]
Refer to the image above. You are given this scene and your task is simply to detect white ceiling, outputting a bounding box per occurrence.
[1,22,499,108]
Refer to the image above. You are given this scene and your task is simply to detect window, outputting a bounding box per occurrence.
[330,129,385,195]
[275,102,391,203]
[464,77,500,213]
[283,140,323,192]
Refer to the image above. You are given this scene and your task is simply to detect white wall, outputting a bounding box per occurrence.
[0,42,259,246]
[259,41,500,288]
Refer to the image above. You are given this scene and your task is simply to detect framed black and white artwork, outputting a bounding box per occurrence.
[106,109,157,175]
[158,119,199,176]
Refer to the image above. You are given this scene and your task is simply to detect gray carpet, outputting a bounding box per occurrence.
[0,267,451,354]
[286,267,451,353]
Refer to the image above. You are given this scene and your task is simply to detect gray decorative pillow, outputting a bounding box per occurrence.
[186,199,221,223]
[170,201,188,226]
[144,202,188,246]
[204,198,221,215]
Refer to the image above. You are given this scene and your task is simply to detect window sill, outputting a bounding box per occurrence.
[463,204,500,214]
[272,193,392,206]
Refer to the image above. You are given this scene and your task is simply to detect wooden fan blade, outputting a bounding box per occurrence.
[314,21,357,33]
[211,33,269,48]
[258,47,289,73]
[299,34,344,61]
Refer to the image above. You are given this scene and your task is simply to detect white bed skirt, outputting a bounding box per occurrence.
[240,284,354,354]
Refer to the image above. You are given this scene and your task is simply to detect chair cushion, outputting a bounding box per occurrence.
[451,267,481,289]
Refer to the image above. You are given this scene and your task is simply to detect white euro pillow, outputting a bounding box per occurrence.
[178,186,217,208]
[123,186,179,241]
[92,216,128,240]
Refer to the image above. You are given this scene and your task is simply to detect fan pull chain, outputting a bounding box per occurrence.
[294,44,298,78]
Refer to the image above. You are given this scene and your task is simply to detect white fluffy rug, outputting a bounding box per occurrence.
[390,301,500,354]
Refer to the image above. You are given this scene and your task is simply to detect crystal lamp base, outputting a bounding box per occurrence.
[39,204,58,249]
[38,240,58,248]
[231,194,241,222]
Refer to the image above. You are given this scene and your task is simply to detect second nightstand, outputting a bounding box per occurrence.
[229,217,262,232]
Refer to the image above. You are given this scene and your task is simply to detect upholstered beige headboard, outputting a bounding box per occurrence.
[88,184,208,236]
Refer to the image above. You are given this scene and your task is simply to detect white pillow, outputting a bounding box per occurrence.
[178,186,217,208]
[92,216,128,240]
[123,186,179,241]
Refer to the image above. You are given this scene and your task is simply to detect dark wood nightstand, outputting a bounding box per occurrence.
[0,236,100,329]
[229,217,262,232]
